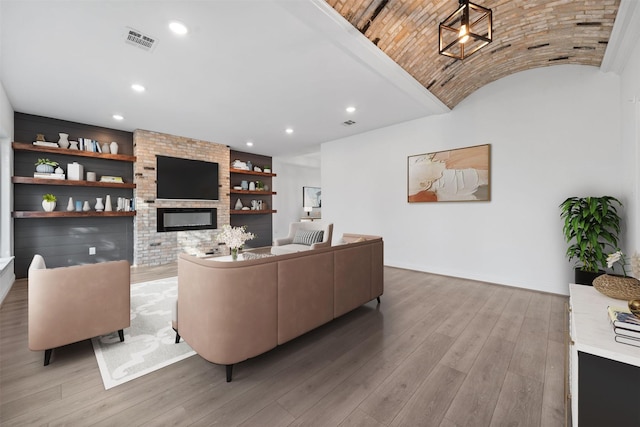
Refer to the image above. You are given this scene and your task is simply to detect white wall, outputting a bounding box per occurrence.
[322,65,626,295]
[0,78,16,305]
[272,157,321,240]
[619,36,640,255]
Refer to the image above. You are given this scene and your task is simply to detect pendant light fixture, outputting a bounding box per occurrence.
[439,0,492,60]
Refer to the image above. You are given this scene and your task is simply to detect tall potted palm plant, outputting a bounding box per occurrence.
[559,196,622,285]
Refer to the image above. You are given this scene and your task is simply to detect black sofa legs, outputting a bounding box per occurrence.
[44,349,52,366]
[173,328,181,344]
[226,364,233,382]
[118,329,125,342]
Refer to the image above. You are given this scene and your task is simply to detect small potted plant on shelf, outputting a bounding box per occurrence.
[559,195,622,285]
[35,158,59,173]
[42,194,57,212]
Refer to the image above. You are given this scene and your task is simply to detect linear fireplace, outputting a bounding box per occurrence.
[157,208,217,232]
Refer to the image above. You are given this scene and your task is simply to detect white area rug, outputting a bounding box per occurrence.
[91,276,195,389]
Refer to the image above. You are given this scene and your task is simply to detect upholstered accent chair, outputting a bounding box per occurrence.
[28,255,131,365]
[272,222,333,254]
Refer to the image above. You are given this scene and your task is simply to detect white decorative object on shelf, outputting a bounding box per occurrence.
[101,142,110,153]
[86,171,96,181]
[69,140,79,150]
[235,199,243,210]
[42,200,56,212]
[67,162,84,181]
[105,195,112,212]
[82,201,90,212]
[109,141,118,154]
[95,197,104,212]
[66,197,74,211]
[231,160,249,170]
[249,181,256,191]
[58,133,70,149]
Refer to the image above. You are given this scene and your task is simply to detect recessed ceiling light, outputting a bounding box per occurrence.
[246,141,254,147]
[169,21,188,35]
[131,83,145,92]
[285,128,294,134]
[346,106,356,113]
[113,114,124,121]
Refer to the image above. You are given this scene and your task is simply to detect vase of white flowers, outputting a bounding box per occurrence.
[592,250,640,300]
[215,224,256,261]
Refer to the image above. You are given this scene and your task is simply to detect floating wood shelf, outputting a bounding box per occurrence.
[12,142,136,162]
[13,211,136,218]
[229,189,276,195]
[12,176,136,189]
[229,168,276,177]
[230,210,277,215]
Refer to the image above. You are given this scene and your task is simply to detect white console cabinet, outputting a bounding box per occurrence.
[569,284,640,427]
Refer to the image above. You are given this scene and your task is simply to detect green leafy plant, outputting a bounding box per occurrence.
[42,194,57,202]
[559,196,622,273]
[35,158,59,167]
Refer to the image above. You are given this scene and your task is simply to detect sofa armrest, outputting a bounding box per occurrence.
[273,237,294,246]
[310,240,331,250]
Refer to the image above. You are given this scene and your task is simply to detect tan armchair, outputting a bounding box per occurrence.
[272,222,333,254]
[28,255,130,365]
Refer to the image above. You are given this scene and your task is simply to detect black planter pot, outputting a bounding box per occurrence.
[574,268,605,286]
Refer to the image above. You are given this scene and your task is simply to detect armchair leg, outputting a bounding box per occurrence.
[118,329,125,342]
[44,349,52,366]
[173,328,181,344]
[226,364,234,382]
[377,297,381,304]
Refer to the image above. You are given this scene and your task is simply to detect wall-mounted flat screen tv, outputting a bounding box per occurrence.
[156,155,219,201]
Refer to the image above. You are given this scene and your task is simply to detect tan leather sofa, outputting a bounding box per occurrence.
[28,255,131,365]
[177,234,383,381]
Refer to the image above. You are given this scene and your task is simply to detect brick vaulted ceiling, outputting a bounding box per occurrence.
[325,0,621,109]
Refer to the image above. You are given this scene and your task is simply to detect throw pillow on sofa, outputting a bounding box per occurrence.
[292,230,324,246]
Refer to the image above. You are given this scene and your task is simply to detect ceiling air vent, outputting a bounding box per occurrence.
[342,120,356,126]
[124,27,158,52]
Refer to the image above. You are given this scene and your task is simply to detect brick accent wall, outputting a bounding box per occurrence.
[133,129,230,266]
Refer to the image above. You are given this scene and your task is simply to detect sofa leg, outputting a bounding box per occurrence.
[173,328,181,344]
[377,297,381,304]
[44,349,52,366]
[226,364,233,382]
[118,329,125,342]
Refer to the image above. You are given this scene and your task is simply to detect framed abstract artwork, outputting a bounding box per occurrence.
[303,186,321,208]
[407,144,490,203]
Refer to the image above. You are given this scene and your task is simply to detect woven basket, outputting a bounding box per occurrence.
[593,274,640,300]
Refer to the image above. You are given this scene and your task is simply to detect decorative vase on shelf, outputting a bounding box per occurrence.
[231,248,239,261]
[58,133,70,149]
[36,164,54,173]
[95,197,104,212]
[69,140,79,150]
[109,141,118,155]
[105,195,112,212]
[66,197,74,211]
[101,143,110,153]
[42,201,56,212]
[241,180,248,190]
[82,201,90,212]
[249,181,256,191]
[234,199,243,210]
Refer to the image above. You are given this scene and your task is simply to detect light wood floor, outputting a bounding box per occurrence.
[0,265,568,426]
